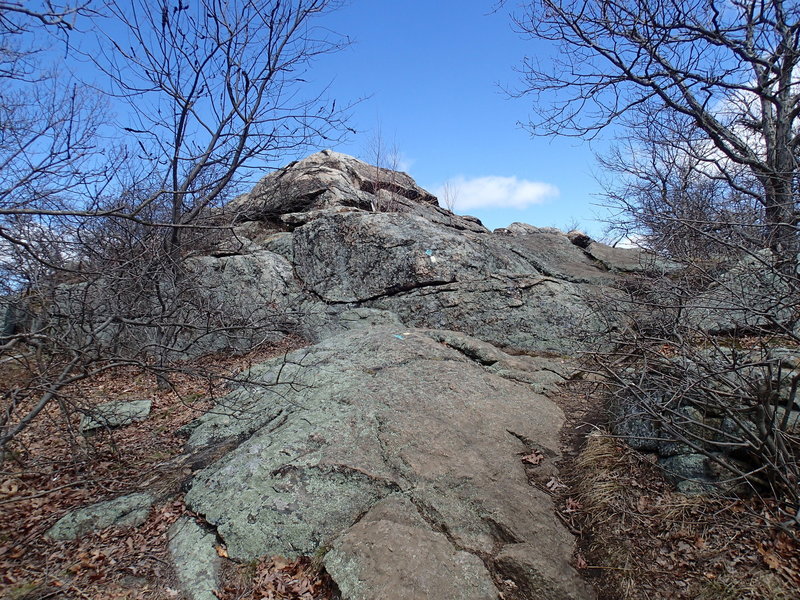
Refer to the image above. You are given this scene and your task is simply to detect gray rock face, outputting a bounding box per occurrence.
[583,240,678,274]
[47,492,155,540]
[80,399,152,432]
[686,249,798,334]
[288,210,609,354]
[53,151,619,359]
[168,517,221,600]
[370,275,602,355]
[182,249,310,350]
[183,327,593,599]
[494,224,615,284]
[292,212,617,301]
[325,496,497,600]
[292,211,532,302]
[228,150,488,233]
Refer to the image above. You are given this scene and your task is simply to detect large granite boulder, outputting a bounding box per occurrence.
[287,210,610,354]
[685,249,798,334]
[228,149,488,233]
[182,326,594,600]
[46,151,624,358]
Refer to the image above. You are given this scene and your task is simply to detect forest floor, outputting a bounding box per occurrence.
[0,339,339,600]
[1,345,799,599]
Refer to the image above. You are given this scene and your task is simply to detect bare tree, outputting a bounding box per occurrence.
[0,0,350,450]
[89,0,350,251]
[512,0,799,259]
[441,180,458,213]
[363,124,403,212]
[509,0,800,527]
[599,111,767,263]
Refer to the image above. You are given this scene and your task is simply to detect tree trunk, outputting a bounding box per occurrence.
[762,173,799,275]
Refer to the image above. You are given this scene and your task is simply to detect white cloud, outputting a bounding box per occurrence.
[394,153,414,174]
[434,175,559,212]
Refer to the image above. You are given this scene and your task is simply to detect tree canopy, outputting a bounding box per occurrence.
[513,0,800,255]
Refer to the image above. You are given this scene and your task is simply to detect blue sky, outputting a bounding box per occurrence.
[32,1,613,238]
[313,1,614,237]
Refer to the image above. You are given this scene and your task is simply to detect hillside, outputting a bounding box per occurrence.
[1,152,797,600]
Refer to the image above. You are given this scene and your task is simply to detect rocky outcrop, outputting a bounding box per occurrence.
[157,153,626,596]
[37,150,675,363]
[200,151,645,355]
[228,149,488,233]
[80,399,152,432]
[287,211,607,353]
[46,492,155,540]
[68,150,649,598]
[40,150,796,599]
[44,150,661,360]
[181,326,593,599]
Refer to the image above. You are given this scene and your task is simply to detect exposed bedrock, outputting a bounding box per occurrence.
[183,326,594,599]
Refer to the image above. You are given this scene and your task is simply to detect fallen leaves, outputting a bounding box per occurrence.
[545,476,567,491]
[218,556,338,600]
[757,542,782,570]
[521,450,545,465]
[0,478,20,497]
[757,538,800,584]
[0,340,305,600]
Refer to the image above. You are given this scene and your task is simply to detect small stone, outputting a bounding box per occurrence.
[659,453,710,489]
[168,517,221,600]
[47,492,155,540]
[80,399,152,432]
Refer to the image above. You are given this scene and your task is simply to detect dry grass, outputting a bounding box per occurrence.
[561,430,799,600]
[692,572,793,600]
